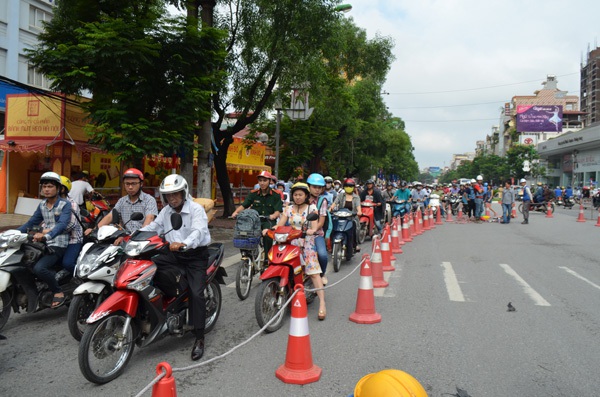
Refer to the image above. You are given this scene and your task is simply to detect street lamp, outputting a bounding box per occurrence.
[335,4,353,13]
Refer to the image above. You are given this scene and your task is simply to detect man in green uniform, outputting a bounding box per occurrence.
[231,170,283,256]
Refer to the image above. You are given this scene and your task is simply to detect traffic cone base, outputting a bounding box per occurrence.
[275,285,322,385]
[349,256,382,324]
[577,204,586,222]
[445,206,454,222]
[435,207,443,225]
[152,362,177,397]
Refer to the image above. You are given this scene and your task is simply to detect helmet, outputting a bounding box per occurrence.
[40,171,61,188]
[159,174,189,207]
[484,182,488,186]
[334,179,341,185]
[476,175,483,181]
[60,176,72,193]
[257,170,273,180]
[519,178,527,183]
[324,176,333,183]
[353,369,427,397]
[366,179,374,185]
[343,178,355,187]
[537,182,543,186]
[469,179,475,183]
[276,181,285,188]
[290,182,310,196]
[306,173,326,187]
[400,181,408,187]
[123,168,144,181]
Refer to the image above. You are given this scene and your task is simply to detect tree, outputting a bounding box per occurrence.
[27,0,226,162]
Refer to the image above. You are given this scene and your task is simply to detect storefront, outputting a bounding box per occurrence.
[537,124,600,188]
[225,136,270,205]
[0,93,106,213]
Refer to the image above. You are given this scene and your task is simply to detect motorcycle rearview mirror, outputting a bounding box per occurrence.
[306,213,319,222]
[170,213,183,231]
[111,209,121,225]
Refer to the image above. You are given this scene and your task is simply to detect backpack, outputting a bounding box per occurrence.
[234,209,262,238]
[317,196,333,239]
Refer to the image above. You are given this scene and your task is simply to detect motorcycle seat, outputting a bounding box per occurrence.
[207,243,224,267]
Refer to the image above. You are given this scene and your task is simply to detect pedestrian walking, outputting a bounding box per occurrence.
[500,181,515,224]
[520,178,533,224]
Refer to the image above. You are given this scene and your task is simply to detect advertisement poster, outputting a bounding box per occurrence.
[516,105,562,132]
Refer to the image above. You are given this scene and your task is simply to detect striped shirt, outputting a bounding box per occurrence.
[66,197,83,244]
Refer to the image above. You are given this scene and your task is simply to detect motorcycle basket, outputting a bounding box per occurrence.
[233,237,261,249]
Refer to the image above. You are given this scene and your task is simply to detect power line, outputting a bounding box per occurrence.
[385,72,578,95]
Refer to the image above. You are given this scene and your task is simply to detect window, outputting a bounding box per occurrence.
[29,6,51,30]
[566,103,574,110]
[27,66,51,89]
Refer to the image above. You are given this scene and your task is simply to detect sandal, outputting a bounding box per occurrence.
[318,310,326,321]
[51,294,66,309]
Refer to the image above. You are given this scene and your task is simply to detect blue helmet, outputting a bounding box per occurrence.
[306,173,326,187]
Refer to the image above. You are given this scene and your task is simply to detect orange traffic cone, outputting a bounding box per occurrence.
[395,217,405,245]
[445,205,454,222]
[435,207,443,225]
[390,219,403,253]
[429,208,437,229]
[415,209,423,235]
[276,284,322,385]
[370,239,389,288]
[152,362,177,397]
[349,255,382,324]
[511,206,517,219]
[595,209,600,227]
[577,204,586,222]
[424,208,432,230]
[380,226,396,272]
[545,205,554,218]
[485,206,491,217]
[402,214,413,242]
[410,212,417,235]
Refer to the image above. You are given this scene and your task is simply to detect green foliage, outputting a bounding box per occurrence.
[27,0,227,161]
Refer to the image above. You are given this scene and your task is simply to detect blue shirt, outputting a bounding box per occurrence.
[19,198,71,248]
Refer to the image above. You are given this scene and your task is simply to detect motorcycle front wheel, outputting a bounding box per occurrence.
[255,278,288,333]
[0,291,12,331]
[235,258,253,300]
[518,203,524,214]
[204,280,222,334]
[332,242,343,272]
[68,290,111,341]
[358,223,367,244]
[79,313,135,384]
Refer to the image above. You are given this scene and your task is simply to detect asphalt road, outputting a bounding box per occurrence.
[1,205,600,396]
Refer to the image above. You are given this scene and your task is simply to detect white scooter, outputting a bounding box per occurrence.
[66,211,143,340]
[429,193,442,218]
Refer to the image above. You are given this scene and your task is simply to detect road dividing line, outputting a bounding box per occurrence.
[559,266,600,291]
[441,262,465,302]
[499,264,551,306]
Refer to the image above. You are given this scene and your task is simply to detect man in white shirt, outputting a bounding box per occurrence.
[69,171,95,211]
[140,174,210,361]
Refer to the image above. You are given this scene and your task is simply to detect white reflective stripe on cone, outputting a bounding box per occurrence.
[371,252,382,262]
[381,242,390,250]
[289,317,309,337]
[359,275,373,290]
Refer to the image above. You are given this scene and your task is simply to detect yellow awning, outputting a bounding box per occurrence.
[226,162,271,173]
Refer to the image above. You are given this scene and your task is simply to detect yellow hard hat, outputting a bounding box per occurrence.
[354,369,428,397]
[60,175,72,193]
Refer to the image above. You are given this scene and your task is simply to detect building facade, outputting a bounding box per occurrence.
[580,46,600,128]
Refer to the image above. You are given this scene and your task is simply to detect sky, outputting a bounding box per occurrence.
[344,0,600,170]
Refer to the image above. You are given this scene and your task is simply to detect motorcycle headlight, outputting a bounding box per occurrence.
[124,240,150,256]
[77,253,100,277]
[274,233,289,243]
[127,266,157,291]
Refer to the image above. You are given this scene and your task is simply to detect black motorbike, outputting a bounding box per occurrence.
[448,195,461,215]
[331,208,355,273]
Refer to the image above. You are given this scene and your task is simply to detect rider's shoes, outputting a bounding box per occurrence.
[191,338,205,361]
[318,309,326,321]
[521,220,528,224]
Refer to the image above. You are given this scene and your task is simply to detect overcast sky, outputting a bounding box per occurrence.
[345,0,600,170]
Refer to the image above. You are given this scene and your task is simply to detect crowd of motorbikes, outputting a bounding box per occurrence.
[0,193,227,384]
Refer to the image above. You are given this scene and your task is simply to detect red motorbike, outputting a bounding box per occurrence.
[358,199,378,243]
[82,191,112,229]
[254,213,318,333]
[78,213,227,384]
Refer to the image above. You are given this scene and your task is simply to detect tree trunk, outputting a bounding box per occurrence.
[214,139,236,216]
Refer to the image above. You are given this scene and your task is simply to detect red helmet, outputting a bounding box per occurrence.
[343,178,355,187]
[123,168,144,181]
[257,170,273,180]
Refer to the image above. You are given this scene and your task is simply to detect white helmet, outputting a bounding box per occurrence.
[476,175,483,181]
[470,178,476,183]
[39,171,62,188]
[519,178,527,183]
[159,174,189,207]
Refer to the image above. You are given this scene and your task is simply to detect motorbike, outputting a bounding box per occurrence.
[428,193,441,218]
[330,208,355,273]
[391,198,409,219]
[562,196,575,209]
[234,215,268,301]
[78,213,227,384]
[82,192,111,230]
[358,200,378,244]
[66,210,143,341]
[448,194,461,215]
[254,213,319,333]
[0,228,80,331]
[518,200,555,214]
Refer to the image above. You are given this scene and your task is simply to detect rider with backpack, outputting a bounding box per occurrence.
[306,173,332,285]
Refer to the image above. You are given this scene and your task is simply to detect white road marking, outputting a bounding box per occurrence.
[499,264,551,306]
[559,266,600,291]
[441,262,465,302]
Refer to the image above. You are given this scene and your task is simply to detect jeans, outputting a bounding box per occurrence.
[315,235,328,274]
[33,246,66,293]
[474,198,484,218]
[502,203,511,223]
[62,243,83,273]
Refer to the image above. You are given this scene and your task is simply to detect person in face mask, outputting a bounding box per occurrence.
[332,178,362,253]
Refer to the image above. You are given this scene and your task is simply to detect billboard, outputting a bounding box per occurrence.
[516,105,562,132]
